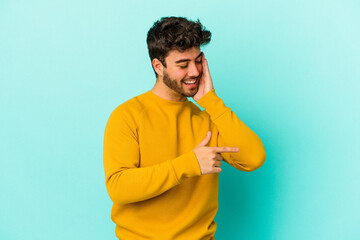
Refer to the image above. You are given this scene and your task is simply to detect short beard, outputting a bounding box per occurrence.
[162,70,198,98]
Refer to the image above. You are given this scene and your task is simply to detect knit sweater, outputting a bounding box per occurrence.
[103,88,266,240]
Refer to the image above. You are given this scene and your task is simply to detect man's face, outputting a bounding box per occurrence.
[161,47,203,98]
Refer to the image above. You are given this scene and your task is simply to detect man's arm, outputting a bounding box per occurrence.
[196,89,266,172]
[103,106,201,205]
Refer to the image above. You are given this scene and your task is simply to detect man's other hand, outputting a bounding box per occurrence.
[192,131,239,175]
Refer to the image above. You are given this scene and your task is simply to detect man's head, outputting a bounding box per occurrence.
[146,17,211,98]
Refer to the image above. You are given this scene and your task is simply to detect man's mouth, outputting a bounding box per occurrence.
[183,79,198,88]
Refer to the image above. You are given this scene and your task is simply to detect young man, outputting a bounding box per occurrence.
[103,17,266,240]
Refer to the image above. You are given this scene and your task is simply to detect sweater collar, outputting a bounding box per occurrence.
[146,90,189,106]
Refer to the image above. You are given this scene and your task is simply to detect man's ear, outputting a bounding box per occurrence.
[152,58,165,76]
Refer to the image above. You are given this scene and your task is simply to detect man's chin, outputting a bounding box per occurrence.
[183,88,199,98]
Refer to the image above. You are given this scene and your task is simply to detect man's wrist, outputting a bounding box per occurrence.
[196,89,230,120]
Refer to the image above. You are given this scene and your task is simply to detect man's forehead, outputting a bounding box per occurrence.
[166,47,202,61]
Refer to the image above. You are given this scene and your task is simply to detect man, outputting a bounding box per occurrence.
[103,16,266,240]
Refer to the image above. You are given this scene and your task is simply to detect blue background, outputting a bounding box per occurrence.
[1,0,359,239]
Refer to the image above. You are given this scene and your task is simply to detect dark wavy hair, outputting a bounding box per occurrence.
[146,16,211,77]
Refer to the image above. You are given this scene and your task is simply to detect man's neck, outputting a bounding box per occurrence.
[150,79,187,102]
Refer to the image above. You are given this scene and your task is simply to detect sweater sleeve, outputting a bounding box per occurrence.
[196,89,266,172]
[103,105,201,205]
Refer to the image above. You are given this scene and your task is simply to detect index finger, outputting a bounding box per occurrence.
[213,146,239,153]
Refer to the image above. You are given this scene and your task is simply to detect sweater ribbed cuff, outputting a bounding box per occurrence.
[196,89,230,121]
[170,150,202,183]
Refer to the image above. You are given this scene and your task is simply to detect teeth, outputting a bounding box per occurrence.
[184,80,196,84]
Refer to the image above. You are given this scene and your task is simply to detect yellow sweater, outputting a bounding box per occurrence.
[103,89,266,240]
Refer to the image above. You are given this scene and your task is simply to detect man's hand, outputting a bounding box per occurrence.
[193,131,239,175]
[192,53,214,102]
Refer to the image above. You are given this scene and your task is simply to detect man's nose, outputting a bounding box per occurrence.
[187,62,200,78]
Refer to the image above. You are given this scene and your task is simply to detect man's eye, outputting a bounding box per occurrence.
[179,65,188,69]
[195,60,202,64]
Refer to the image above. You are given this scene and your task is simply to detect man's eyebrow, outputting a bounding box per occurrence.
[175,52,203,64]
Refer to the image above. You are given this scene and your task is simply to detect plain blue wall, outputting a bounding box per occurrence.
[1,0,359,239]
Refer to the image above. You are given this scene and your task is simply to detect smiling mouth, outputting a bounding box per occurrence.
[183,79,198,88]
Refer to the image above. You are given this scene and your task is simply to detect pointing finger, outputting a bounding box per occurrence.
[213,146,239,153]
